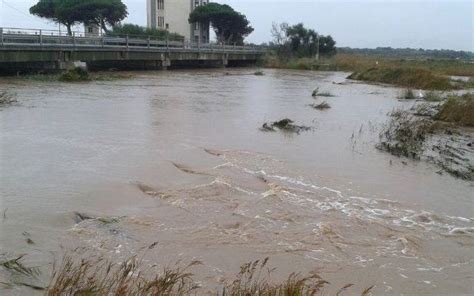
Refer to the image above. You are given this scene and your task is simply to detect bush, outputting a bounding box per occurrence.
[59,68,90,82]
[108,23,184,41]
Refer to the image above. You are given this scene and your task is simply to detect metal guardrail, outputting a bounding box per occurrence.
[0,27,265,53]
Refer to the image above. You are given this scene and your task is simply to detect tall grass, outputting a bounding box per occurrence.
[348,68,454,90]
[434,93,474,126]
[221,258,328,296]
[47,255,200,296]
[262,53,474,90]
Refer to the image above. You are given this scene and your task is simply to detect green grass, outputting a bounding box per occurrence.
[348,68,454,90]
[263,53,474,90]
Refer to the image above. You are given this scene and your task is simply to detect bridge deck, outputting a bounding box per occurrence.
[0,27,265,73]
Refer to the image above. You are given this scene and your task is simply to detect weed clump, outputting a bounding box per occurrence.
[0,254,40,278]
[317,92,335,97]
[311,88,334,97]
[434,93,474,126]
[0,91,17,106]
[378,110,436,159]
[254,71,265,76]
[348,67,454,90]
[48,255,200,296]
[261,118,311,134]
[310,102,331,110]
[423,91,444,102]
[59,67,90,82]
[378,101,474,180]
[398,89,417,100]
[222,258,328,296]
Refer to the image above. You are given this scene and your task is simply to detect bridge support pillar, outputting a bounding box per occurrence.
[222,54,229,68]
[162,58,171,70]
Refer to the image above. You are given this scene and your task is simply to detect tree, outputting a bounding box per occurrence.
[271,22,337,58]
[30,0,78,35]
[30,0,128,35]
[77,0,128,33]
[189,3,253,45]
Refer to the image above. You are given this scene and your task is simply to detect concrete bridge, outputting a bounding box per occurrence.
[0,27,265,74]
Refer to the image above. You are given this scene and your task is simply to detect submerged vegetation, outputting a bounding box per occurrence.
[378,93,474,180]
[378,110,436,159]
[261,119,311,134]
[310,101,331,110]
[398,88,417,100]
[311,88,334,97]
[434,93,474,126]
[0,91,17,106]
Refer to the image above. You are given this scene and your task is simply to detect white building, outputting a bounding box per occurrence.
[84,24,100,37]
[147,0,210,43]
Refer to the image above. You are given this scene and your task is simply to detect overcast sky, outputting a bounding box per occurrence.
[1,0,472,51]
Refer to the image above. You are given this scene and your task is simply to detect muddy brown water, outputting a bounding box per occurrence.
[0,69,473,295]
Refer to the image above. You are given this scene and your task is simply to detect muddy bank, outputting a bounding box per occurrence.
[378,93,474,180]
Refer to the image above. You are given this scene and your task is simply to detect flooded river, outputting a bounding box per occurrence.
[1,69,473,295]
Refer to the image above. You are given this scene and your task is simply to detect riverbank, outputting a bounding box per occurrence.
[263,53,474,90]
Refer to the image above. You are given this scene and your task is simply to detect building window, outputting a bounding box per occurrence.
[157,0,164,10]
[157,16,165,28]
[88,27,93,33]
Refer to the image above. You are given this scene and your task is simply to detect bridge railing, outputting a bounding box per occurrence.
[0,27,265,53]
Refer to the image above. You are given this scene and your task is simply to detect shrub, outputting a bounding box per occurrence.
[108,23,184,41]
[59,68,90,82]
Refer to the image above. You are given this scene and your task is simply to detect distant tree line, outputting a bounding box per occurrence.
[338,47,474,61]
[30,0,128,35]
[270,23,337,59]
